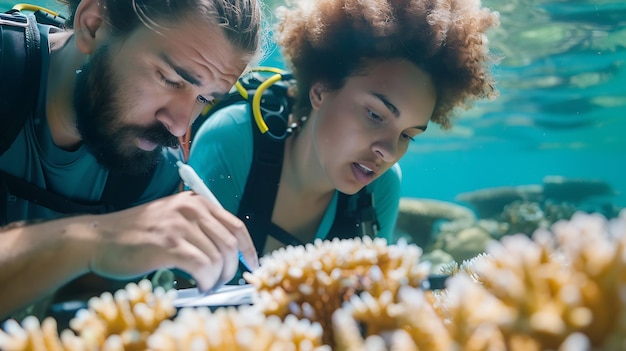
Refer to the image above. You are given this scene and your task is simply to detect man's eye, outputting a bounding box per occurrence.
[159,72,183,89]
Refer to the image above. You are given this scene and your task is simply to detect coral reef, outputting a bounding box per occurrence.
[410,177,622,268]
[395,198,476,247]
[244,236,430,346]
[0,280,177,350]
[331,211,626,350]
[332,286,451,351]
[431,225,492,263]
[147,306,328,351]
[456,185,544,219]
[0,283,328,351]
[456,176,617,221]
[542,176,616,203]
[451,211,626,350]
[501,200,549,235]
[2,211,626,350]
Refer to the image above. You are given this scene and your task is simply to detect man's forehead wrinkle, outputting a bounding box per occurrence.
[191,49,243,94]
[153,22,245,96]
[192,45,241,80]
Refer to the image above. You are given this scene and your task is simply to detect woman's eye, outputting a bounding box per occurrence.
[367,109,384,122]
[401,132,416,142]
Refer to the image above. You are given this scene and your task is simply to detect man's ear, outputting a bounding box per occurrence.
[309,82,327,110]
[73,0,107,54]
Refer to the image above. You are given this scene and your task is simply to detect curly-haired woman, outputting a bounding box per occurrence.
[188,0,499,265]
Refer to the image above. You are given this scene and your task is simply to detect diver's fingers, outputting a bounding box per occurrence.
[209,206,259,271]
[195,211,241,285]
[169,239,223,292]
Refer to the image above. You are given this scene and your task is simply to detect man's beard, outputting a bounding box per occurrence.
[73,44,180,175]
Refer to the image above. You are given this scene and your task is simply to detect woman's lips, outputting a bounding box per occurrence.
[351,162,375,185]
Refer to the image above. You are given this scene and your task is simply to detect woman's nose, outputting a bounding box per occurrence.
[372,139,397,163]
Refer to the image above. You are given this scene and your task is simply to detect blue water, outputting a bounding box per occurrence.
[237,0,626,210]
[3,0,625,210]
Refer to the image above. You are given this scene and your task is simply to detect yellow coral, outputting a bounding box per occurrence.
[450,211,626,350]
[326,211,626,351]
[333,287,453,351]
[3,211,626,351]
[69,279,177,350]
[0,280,176,351]
[147,306,329,350]
[244,236,430,345]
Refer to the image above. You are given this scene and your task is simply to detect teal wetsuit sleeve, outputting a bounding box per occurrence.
[368,163,402,242]
[187,103,253,214]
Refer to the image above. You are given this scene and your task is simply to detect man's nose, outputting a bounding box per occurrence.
[157,97,203,137]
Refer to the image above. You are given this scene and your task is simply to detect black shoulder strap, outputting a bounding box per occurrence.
[327,189,379,240]
[237,108,290,251]
[0,165,157,221]
[0,10,42,154]
[0,169,107,215]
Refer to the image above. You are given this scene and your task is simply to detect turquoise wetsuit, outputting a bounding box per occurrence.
[0,23,182,224]
[188,102,401,245]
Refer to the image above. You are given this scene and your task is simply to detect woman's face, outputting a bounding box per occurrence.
[310,59,436,195]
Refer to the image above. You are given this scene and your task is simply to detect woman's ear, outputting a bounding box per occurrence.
[73,0,107,54]
[309,82,326,110]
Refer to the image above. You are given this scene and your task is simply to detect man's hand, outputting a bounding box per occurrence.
[87,191,258,291]
[0,191,258,318]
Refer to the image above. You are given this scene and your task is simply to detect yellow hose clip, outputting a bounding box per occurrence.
[12,3,61,16]
[248,67,288,134]
[196,67,289,134]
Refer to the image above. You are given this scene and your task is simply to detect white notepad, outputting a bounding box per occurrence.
[173,284,255,308]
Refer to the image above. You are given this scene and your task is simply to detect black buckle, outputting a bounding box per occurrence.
[0,12,29,28]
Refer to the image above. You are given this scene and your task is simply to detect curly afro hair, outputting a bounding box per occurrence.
[275,0,500,129]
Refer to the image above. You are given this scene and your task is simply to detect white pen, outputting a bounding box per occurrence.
[177,161,223,208]
[176,161,254,272]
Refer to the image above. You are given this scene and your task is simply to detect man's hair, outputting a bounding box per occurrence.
[57,0,263,65]
[275,0,500,128]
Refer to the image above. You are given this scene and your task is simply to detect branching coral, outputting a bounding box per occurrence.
[0,280,177,351]
[2,211,626,351]
[328,211,626,351]
[332,287,452,351]
[442,211,626,350]
[243,236,430,346]
[147,306,329,351]
[0,282,328,351]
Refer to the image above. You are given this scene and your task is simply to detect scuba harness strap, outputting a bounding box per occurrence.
[233,70,300,250]
[237,107,301,250]
[0,166,156,221]
[0,170,108,215]
[0,4,66,153]
[0,8,156,222]
[328,189,380,240]
[0,10,41,155]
